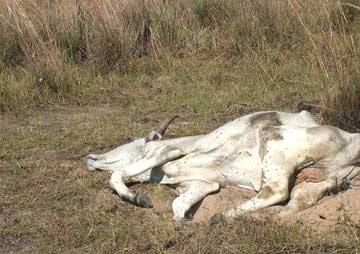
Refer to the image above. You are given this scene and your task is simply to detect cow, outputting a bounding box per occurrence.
[86,111,360,221]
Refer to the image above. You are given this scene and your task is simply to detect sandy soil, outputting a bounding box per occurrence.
[185,184,360,232]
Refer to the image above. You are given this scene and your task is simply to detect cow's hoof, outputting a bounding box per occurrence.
[173,217,192,227]
[135,192,153,208]
[209,213,225,226]
[178,218,192,225]
[86,159,96,172]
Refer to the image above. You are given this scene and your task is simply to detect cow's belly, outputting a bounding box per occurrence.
[161,148,263,191]
[220,151,262,191]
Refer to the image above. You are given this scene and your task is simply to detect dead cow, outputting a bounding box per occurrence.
[86,111,360,221]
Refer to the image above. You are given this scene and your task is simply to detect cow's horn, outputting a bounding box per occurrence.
[154,115,179,135]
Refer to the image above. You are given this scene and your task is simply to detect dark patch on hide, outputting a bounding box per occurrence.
[291,193,312,211]
[125,136,139,143]
[305,125,348,163]
[226,113,282,152]
[257,185,276,200]
[294,156,318,172]
[150,167,165,182]
[259,126,284,159]
[249,112,282,128]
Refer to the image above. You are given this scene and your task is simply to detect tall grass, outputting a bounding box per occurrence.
[291,0,360,131]
[0,0,312,71]
[1,0,360,130]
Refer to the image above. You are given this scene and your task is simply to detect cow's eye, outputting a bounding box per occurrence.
[126,137,137,143]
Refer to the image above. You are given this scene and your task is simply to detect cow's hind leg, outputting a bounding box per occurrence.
[224,177,290,218]
[279,177,337,217]
[172,181,219,221]
[224,159,292,217]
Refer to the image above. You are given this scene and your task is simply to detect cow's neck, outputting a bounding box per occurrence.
[159,135,204,153]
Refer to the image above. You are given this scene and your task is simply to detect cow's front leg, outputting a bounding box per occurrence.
[172,180,219,221]
[110,145,185,207]
[279,177,337,217]
[110,171,152,207]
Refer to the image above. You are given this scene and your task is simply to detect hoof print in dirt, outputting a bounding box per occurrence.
[179,218,192,225]
[209,213,226,226]
[135,192,153,208]
[173,218,192,229]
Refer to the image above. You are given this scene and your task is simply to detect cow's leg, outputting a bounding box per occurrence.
[110,170,152,207]
[119,145,184,174]
[86,150,126,171]
[224,153,292,218]
[86,156,98,171]
[279,177,337,217]
[172,181,219,221]
[224,177,290,218]
[110,145,184,207]
[87,156,117,171]
[87,146,125,163]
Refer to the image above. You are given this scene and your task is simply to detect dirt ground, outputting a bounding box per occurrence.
[187,185,360,231]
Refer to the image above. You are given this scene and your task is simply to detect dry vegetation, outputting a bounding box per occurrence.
[1,0,360,253]
[1,0,360,129]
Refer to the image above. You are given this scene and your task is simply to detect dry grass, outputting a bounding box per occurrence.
[0,0,359,130]
[1,56,359,253]
[288,0,360,131]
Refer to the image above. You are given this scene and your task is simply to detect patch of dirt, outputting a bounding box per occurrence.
[190,187,256,223]
[282,186,360,232]
[172,185,360,232]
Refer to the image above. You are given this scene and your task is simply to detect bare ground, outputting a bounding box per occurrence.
[1,105,360,253]
[190,185,360,232]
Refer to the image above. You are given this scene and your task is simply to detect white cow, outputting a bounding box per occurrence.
[86,111,360,221]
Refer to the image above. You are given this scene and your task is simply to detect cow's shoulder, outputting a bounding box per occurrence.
[247,110,317,129]
[258,125,284,159]
[248,112,282,128]
[305,125,349,145]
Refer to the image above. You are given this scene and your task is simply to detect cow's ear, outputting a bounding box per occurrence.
[147,131,162,142]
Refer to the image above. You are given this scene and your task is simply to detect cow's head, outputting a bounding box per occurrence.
[86,116,178,171]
